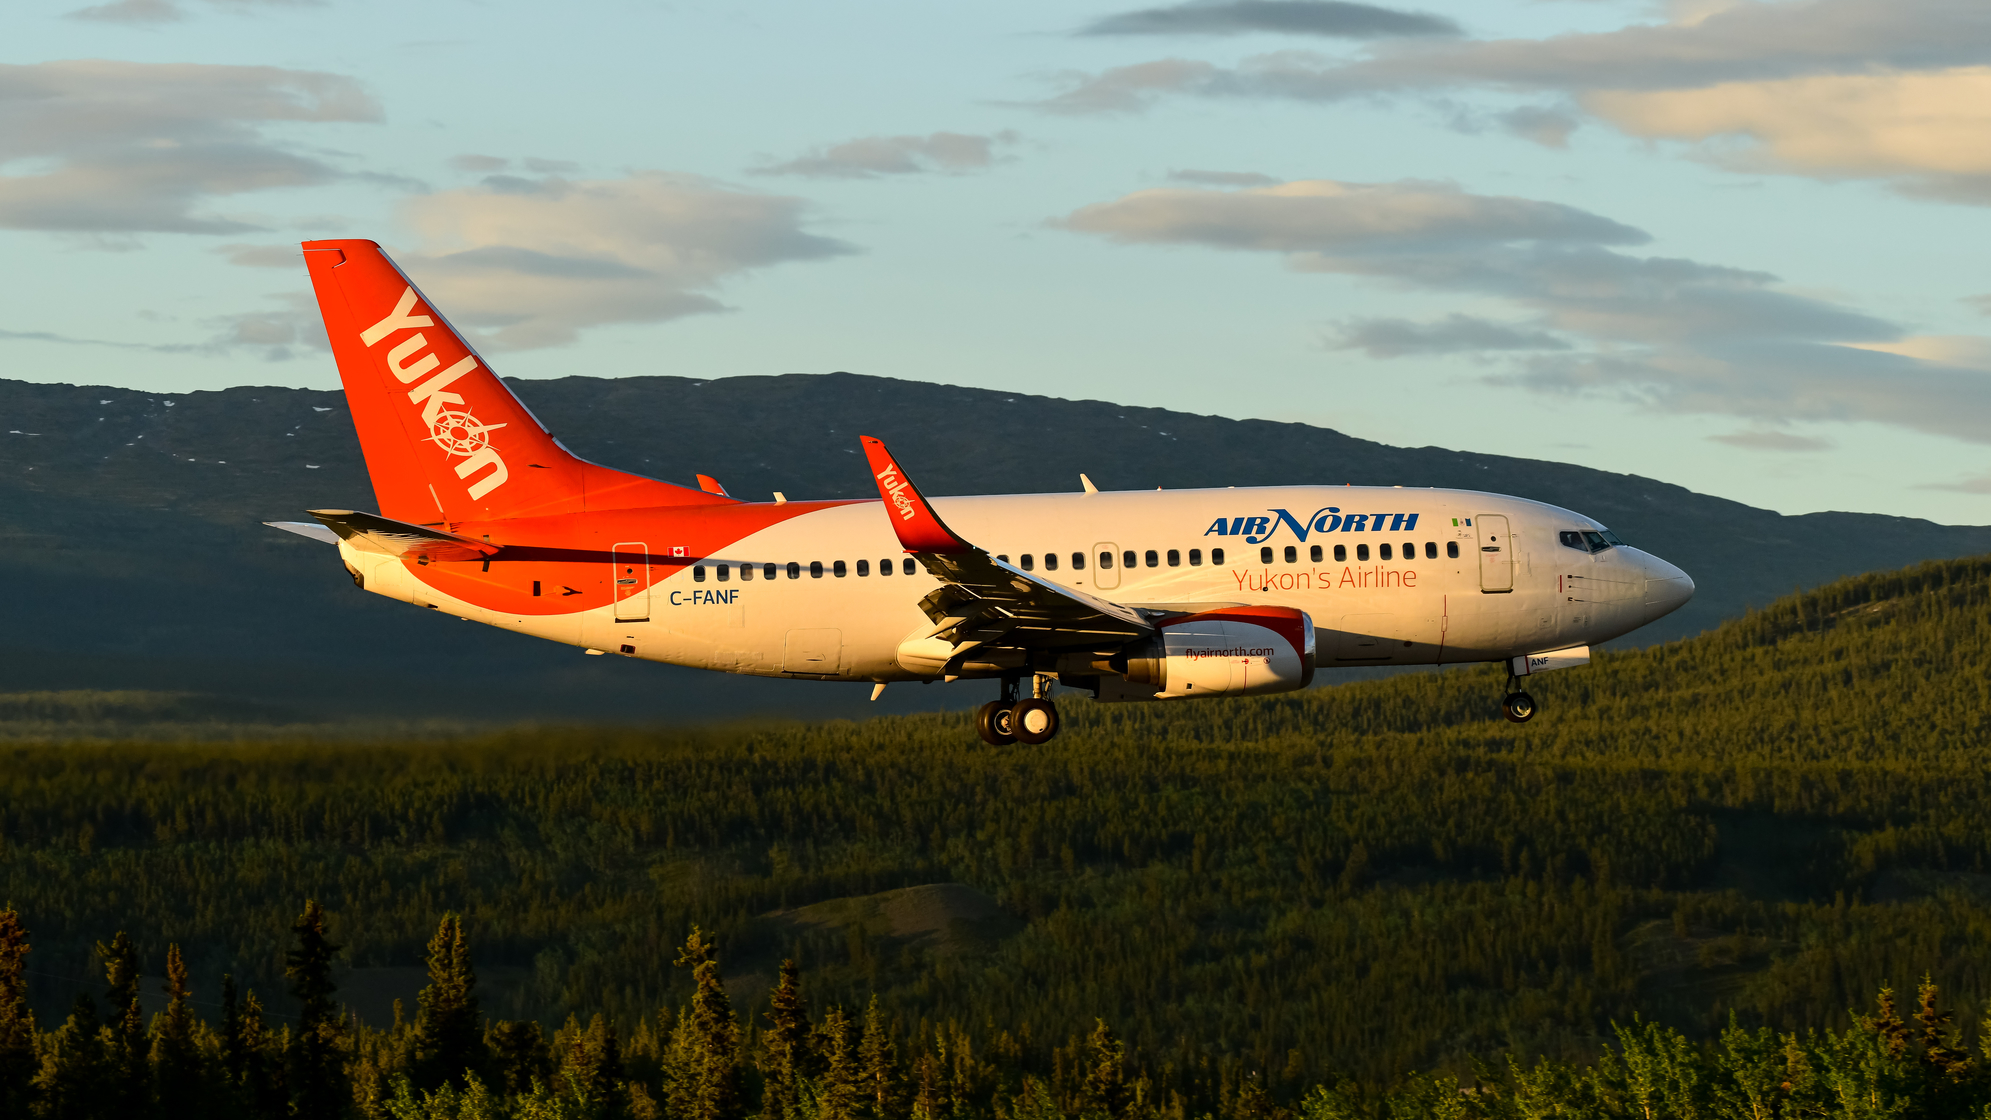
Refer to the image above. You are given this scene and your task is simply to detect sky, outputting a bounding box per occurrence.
[6,0,1991,523]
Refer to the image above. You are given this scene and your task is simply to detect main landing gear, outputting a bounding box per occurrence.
[976,675,1062,745]
[1501,671,1537,724]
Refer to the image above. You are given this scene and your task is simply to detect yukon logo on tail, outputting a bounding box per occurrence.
[362,286,510,501]
[875,461,917,521]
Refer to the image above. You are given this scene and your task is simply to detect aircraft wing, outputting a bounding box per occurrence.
[303,508,502,563]
[860,436,1153,653]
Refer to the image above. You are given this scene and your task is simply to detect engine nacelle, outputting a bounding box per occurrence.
[1113,606,1315,699]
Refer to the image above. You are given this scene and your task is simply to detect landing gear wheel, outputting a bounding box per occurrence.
[976,701,1018,745]
[1502,691,1537,724]
[1011,698,1060,744]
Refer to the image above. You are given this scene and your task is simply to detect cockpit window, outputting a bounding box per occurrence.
[1560,529,1621,554]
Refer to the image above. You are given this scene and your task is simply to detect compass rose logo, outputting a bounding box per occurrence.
[426,408,508,458]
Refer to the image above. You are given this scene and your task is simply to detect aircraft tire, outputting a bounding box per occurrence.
[1502,691,1537,723]
[1011,698,1060,745]
[976,701,1018,746]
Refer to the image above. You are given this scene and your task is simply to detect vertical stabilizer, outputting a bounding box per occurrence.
[301,239,726,523]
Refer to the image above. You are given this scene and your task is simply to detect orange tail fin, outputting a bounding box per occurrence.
[301,239,727,523]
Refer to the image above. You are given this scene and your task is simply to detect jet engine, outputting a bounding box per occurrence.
[1111,606,1315,699]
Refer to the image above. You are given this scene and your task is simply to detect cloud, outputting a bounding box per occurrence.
[1169,169,1279,187]
[218,243,299,268]
[67,0,184,22]
[450,154,510,173]
[756,132,1018,178]
[1334,313,1568,357]
[1035,1,1991,199]
[396,172,856,349]
[1967,295,1991,316]
[0,61,380,234]
[1057,179,1991,442]
[1707,428,1834,451]
[1080,1,1459,39]
[1918,472,1991,494]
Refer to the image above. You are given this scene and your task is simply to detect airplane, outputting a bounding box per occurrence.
[268,239,1695,745]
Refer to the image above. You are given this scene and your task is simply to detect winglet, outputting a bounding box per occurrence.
[859,436,974,553]
[695,474,729,497]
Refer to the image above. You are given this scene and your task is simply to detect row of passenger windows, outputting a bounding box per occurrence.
[692,558,921,581]
[686,539,1464,583]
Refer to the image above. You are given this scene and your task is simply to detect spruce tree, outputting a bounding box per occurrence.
[676,927,744,1120]
[0,906,34,1117]
[488,1019,553,1095]
[1080,1020,1128,1120]
[151,943,203,1119]
[98,929,149,1115]
[31,992,107,1120]
[857,994,902,1120]
[414,913,485,1089]
[284,899,345,1120]
[759,959,812,1120]
[818,1007,860,1120]
[239,988,287,1120]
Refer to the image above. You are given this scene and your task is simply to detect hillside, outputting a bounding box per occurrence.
[4,554,1990,1089]
[1,371,1987,721]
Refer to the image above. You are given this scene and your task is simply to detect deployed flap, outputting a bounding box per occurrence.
[307,508,502,563]
[858,436,1151,653]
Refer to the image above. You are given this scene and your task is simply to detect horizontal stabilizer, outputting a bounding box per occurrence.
[264,520,341,545]
[306,509,502,563]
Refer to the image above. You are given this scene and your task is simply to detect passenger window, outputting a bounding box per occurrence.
[786,562,800,579]
[1099,551,1114,569]
[1425,542,1436,559]
[741,564,754,581]
[997,555,1009,563]
[716,564,729,582]
[1211,547,1225,565]
[1260,546,1273,563]
[766,563,779,580]
[1334,544,1346,562]
[857,559,870,576]
[879,558,893,576]
[1020,554,1034,571]
[1380,544,1392,561]
[1446,542,1459,559]
[1045,552,1059,571]
[833,560,846,577]
[1357,544,1370,561]
[1072,552,1086,570]
[903,558,915,575]
[810,561,824,578]
[693,565,706,582]
[1123,550,1136,569]
[1310,544,1322,562]
[1283,545,1297,563]
[1404,541,1414,558]
[1144,550,1158,567]
[1189,549,1202,566]
[1166,549,1180,567]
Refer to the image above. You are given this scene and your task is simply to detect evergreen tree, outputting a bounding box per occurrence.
[857,994,901,1120]
[676,927,744,1120]
[31,992,106,1120]
[284,899,345,1120]
[0,906,34,1118]
[219,973,246,1086]
[759,959,812,1120]
[818,1007,861,1120]
[236,988,287,1120]
[1080,1020,1128,1120]
[488,1019,553,1096]
[151,943,203,1120]
[563,1012,631,1120]
[414,912,485,1089]
[910,1052,942,1120]
[97,929,149,1115]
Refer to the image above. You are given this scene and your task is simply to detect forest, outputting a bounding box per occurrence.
[1,552,1990,1118]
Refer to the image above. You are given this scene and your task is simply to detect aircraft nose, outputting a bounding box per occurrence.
[1641,552,1695,620]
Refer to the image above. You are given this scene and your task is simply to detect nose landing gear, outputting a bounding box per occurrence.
[1500,671,1537,723]
[976,674,1062,745]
